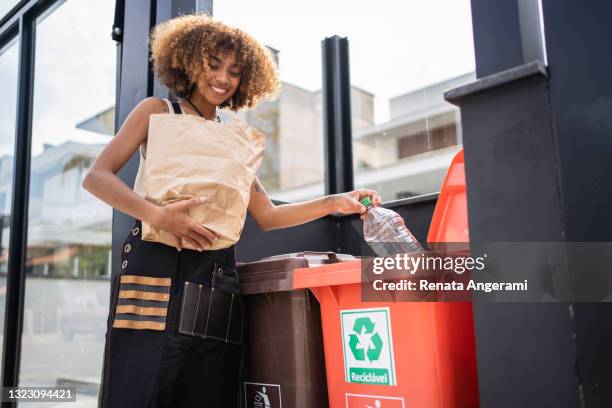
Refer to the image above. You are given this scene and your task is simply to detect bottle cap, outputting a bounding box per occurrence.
[360,196,373,208]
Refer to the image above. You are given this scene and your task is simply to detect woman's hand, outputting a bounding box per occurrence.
[327,188,382,220]
[151,197,218,251]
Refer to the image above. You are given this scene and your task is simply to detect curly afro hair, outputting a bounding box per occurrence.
[150,14,280,111]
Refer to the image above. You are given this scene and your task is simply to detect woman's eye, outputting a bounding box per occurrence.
[230,71,241,77]
[209,63,219,69]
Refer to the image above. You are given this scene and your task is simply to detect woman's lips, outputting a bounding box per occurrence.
[210,84,227,95]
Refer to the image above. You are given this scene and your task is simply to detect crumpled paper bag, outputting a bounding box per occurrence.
[141,113,265,250]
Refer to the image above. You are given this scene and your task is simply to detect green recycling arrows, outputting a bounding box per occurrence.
[341,308,397,386]
[348,317,384,362]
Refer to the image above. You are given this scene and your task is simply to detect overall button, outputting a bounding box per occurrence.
[121,260,128,269]
[124,243,132,253]
[132,227,140,236]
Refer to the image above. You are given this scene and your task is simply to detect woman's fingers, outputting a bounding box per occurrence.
[190,222,219,244]
[181,234,203,251]
[353,188,381,206]
[187,231,212,250]
[372,192,381,206]
[171,234,183,251]
[360,188,378,199]
[358,200,367,214]
[172,196,207,211]
[163,197,221,251]
[168,221,218,251]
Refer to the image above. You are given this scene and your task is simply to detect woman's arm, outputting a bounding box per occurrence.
[82,96,217,250]
[247,177,381,231]
[82,97,164,223]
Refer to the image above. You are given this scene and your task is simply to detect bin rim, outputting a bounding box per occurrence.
[292,260,362,290]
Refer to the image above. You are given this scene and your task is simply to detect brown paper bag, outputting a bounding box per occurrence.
[141,113,265,250]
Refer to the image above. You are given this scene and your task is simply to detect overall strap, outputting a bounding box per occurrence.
[171,101,183,114]
[163,98,182,114]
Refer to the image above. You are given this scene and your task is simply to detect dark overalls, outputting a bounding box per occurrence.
[99,101,244,407]
[98,220,243,407]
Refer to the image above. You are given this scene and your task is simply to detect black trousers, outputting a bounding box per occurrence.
[98,220,243,408]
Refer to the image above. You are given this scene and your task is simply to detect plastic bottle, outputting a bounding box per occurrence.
[360,196,424,255]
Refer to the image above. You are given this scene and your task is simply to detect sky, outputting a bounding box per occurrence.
[0,0,116,157]
[214,0,476,123]
[0,0,20,19]
[0,0,475,157]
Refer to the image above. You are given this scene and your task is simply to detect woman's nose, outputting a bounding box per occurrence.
[214,70,230,85]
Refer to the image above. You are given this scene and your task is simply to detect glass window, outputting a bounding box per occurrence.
[18,1,116,405]
[349,0,475,201]
[0,0,21,20]
[0,36,19,377]
[214,2,327,202]
[216,0,475,202]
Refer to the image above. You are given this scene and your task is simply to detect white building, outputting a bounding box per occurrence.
[260,72,474,202]
[3,71,475,276]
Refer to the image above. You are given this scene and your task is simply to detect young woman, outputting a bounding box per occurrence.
[84,14,381,407]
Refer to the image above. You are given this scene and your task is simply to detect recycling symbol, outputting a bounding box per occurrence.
[348,317,383,362]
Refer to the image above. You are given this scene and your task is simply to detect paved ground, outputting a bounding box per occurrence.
[10,332,104,407]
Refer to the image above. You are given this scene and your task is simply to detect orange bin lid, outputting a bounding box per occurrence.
[292,260,362,290]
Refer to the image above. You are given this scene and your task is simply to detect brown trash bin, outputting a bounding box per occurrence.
[238,252,356,408]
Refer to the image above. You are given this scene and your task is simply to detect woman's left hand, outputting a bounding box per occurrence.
[328,188,382,220]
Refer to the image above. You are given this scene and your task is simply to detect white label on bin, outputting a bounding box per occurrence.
[340,307,396,386]
[345,393,405,408]
[244,382,282,408]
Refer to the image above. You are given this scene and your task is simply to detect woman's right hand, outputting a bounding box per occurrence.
[151,197,218,251]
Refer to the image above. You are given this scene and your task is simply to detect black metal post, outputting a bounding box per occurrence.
[153,0,214,98]
[112,0,124,131]
[445,63,581,407]
[163,0,212,17]
[1,14,34,398]
[541,1,612,406]
[470,0,545,78]
[111,0,156,285]
[449,0,612,406]
[321,35,354,195]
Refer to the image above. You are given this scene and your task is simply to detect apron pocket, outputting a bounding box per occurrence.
[178,263,243,344]
[112,275,171,331]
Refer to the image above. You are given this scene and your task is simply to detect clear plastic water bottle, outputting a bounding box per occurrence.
[360,196,424,255]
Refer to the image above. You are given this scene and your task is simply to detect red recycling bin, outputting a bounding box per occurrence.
[290,148,478,407]
[292,260,479,408]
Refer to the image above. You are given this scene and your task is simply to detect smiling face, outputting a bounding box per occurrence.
[196,52,242,107]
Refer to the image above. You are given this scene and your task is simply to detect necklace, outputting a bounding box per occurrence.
[185,97,221,123]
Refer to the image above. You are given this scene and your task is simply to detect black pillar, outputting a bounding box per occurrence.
[321,36,354,195]
[447,0,612,406]
[445,63,580,408]
[540,0,612,242]
[470,0,545,78]
[2,12,35,397]
[153,0,214,98]
[541,1,612,406]
[111,0,156,283]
